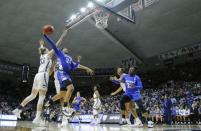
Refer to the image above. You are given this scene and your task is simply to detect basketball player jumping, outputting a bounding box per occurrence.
[12,29,68,124]
[43,34,93,126]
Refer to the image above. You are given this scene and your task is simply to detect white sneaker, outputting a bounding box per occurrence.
[119,119,127,125]
[122,119,132,126]
[148,121,154,128]
[33,117,45,126]
[134,119,143,127]
[12,108,22,119]
[61,115,68,127]
[62,107,75,117]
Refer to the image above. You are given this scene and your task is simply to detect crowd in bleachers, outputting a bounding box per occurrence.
[0,81,201,124]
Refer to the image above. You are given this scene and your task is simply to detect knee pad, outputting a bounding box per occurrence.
[38,95,46,105]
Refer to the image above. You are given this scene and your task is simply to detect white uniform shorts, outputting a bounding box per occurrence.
[33,72,49,89]
[93,99,102,115]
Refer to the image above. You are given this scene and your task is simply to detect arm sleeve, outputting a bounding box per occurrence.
[111,80,120,85]
[71,61,80,70]
[43,34,62,57]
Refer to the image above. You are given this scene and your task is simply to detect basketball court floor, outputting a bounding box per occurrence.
[0,121,201,131]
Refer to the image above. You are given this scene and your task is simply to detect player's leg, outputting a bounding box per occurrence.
[12,74,39,119]
[60,81,75,126]
[120,94,134,125]
[76,111,81,123]
[20,88,38,107]
[46,78,69,107]
[92,108,99,124]
[33,72,49,124]
[51,91,66,102]
[54,79,64,106]
[124,102,132,125]
[33,88,47,124]
[127,101,143,127]
[63,84,74,108]
[119,95,129,125]
[46,85,66,107]
[135,99,151,126]
[20,74,39,107]
[91,99,101,124]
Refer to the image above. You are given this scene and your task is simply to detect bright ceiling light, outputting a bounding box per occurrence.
[97,0,106,3]
[87,2,94,8]
[70,14,76,20]
[80,7,86,13]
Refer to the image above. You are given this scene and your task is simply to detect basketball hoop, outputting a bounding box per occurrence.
[93,8,110,29]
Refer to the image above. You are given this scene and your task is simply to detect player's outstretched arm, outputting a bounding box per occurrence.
[47,29,68,57]
[111,86,123,96]
[78,64,94,75]
[72,55,93,75]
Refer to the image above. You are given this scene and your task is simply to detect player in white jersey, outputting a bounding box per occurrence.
[91,85,102,124]
[13,29,68,125]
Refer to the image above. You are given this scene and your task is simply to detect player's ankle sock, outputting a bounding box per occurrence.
[35,111,42,119]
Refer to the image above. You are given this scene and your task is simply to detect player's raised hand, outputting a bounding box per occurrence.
[77,55,82,62]
[110,76,114,81]
[87,68,94,75]
[39,39,45,46]
[110,92,116,96]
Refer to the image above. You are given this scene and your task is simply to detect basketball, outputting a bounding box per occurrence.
[42,25,54,35]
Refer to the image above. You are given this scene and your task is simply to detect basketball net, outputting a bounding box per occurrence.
[93,8,110,29]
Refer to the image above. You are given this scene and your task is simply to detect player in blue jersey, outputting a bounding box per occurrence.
[72,91,86,122]
[120,66,143,127]
[43,34,93,126]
